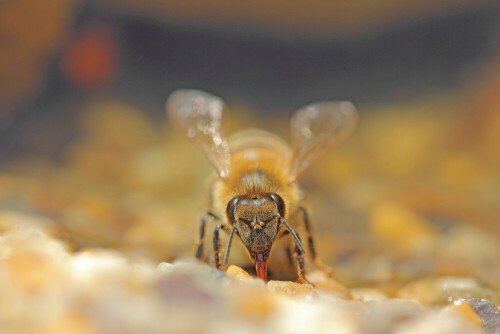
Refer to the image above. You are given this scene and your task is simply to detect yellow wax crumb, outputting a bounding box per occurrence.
[307,270,352,299]
[350,287,388,301]
[441,302,483,328]
[226,265,253,280]
[267,280,315,297]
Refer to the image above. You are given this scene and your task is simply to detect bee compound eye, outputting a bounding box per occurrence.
[226,196,240,224]
[269,193,285,217]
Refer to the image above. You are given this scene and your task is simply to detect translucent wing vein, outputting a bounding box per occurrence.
[289,101,358,182]
[166,89,231,178]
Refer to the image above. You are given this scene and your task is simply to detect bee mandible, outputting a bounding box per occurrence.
[166,90,357,282]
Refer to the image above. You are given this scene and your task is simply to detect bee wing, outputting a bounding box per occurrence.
[289,101,358,182]
[166,89,231,178]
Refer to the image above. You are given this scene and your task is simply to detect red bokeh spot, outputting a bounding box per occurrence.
[61,24,118,88]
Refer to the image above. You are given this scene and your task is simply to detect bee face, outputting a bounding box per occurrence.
[226,194,284,253]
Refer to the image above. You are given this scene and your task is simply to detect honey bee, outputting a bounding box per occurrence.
[166,89,357,282]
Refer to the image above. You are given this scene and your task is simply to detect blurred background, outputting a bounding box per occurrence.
[1,0,500,157]
[0,0,500,290]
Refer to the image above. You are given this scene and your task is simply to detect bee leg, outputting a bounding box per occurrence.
[279,216,313,285]
[297,207,317,261]
[285,243,295,273]
[196,212,219,262]
[212,223,230,271]
[298,206,333,276]
[286,246,310,285]
[293,235,313,286]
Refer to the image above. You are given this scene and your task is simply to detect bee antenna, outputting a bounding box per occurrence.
[279,216,305,255]
[223,222,237,264]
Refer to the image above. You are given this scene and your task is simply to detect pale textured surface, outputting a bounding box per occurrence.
[0,219,491,334]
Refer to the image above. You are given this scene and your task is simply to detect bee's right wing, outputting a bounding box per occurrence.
[289,101,358,182]
[166,89,231,178]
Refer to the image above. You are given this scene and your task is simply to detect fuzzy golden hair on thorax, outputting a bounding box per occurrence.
[212,147,299,221]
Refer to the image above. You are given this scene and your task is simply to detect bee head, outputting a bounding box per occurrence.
[226,193,285,280]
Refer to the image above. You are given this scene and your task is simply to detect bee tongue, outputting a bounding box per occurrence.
[255,254,267,281]
[250,250,270,282]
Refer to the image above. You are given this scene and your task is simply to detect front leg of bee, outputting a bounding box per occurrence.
[292,234,313,285]
[298,206,333,276]
[196,212,219,262]
[279,216,312,285]
[212,223,231,271]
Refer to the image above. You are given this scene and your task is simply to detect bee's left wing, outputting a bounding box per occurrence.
[166,89,231,178]
[289,101,358,182]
